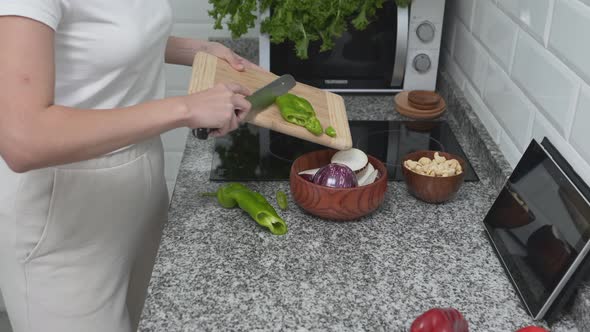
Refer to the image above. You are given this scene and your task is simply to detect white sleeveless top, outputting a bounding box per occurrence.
[0,0,174,208]
[0,0,173,109]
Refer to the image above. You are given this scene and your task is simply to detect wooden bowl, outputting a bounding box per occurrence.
[401,150,466,204]
[290,150,388,221]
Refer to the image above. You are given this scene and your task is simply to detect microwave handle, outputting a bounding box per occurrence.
[391,6,409,87]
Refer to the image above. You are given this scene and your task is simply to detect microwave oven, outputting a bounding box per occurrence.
[259,0,446,93]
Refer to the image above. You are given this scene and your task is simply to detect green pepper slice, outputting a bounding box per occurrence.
[202,183,287,235]
[325,126,337,137]
[304,116,323,136]
[276,190,288,210]
[276,93,324,135]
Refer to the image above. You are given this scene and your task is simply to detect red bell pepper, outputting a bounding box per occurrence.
[410,308,469,332]
[515,327,549,332]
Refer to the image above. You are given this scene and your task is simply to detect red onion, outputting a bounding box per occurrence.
[312,163,358,188]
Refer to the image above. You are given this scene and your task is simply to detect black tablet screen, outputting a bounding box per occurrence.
[483,140,590,317]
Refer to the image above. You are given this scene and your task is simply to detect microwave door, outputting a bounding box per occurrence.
[391,5,409,88]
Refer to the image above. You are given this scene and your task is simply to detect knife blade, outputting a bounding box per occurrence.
[192,74,296,139]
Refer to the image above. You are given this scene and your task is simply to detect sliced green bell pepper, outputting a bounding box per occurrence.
[276,93,324,136]
[304,117,323,136]
[202,183,287,235]
[325,126,337,137]
[276,190,288,210]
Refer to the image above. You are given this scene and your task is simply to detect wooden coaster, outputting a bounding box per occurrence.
[394,91,446,120]
[408,90,441,109]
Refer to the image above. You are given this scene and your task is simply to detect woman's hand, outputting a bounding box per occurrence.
[202,41,257,71]
[181,82,252,137]
[165,37,259,71]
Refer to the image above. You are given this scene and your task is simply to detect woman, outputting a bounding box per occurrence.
[0,1,255,331]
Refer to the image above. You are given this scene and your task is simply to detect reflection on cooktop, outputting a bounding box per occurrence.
[210,121,478,182]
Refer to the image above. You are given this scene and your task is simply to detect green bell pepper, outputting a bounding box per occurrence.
[202,183,287,235]
[276,93,324,136]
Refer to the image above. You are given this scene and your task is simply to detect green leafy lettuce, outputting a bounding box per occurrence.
[208,0,411,59]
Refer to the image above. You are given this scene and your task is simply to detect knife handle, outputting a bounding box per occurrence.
[192,107,244,139]
[192,128,210,140]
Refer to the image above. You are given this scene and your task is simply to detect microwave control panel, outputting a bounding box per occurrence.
[404,0,446,91]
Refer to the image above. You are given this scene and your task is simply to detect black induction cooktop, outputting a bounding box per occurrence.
[210,120,478,182]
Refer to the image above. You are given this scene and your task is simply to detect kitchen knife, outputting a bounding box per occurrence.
[192,74,296,139]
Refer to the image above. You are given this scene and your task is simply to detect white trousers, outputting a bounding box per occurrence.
[0,137,169,332]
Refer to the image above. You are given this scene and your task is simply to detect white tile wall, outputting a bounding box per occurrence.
[455,0,475,29]
[472,0,518,71]
[482,59,535,151]
[511,30,579,136]
[463,81,502,143]
[453,19,488,92]
[571,85,590,162]
[441,50,467,91]
[496,0,553,44]
[162,0,259,197]
[443,0,590,186]
[549,0,590,85]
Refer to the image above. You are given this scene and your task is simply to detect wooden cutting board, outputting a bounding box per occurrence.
[188,52,352,150]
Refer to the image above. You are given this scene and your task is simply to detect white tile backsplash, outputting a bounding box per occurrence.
[443,0,590,185]
[455,0,475,30]
[496,0,553,43]
[442,50,467,91]
[549,0,590,85]
[498,129,524,167]
[482,59,535,151]
[570,85,590,165]
[453,20,488,93]
[463,80,502,143]
[472,0,519,70]
[442,8,457,56]
[511,30,579,136]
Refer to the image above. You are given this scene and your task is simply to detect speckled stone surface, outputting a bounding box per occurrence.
[437,73,512,192]
[139,39,584,331]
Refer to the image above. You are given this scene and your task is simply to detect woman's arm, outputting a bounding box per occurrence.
[0,17,250,173]
[165,36,255,70]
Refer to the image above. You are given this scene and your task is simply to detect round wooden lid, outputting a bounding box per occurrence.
[408,90,442,108]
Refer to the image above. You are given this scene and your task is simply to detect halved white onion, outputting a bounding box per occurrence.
[359,168,379,186]
[356,163,375,185]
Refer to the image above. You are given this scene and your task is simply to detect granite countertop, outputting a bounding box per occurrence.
[138,71,581,331]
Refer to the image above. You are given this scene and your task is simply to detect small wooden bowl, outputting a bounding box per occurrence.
[290,150,388,221]
[401,150,466,204]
